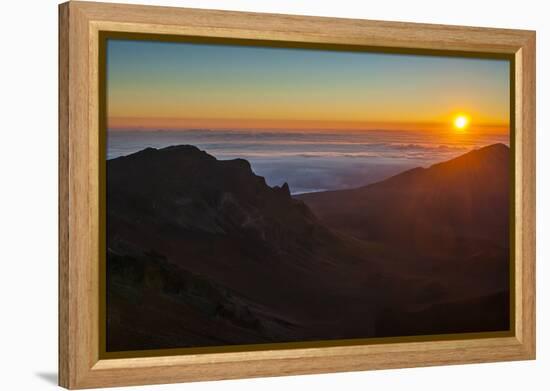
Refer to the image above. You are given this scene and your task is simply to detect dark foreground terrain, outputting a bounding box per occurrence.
[107,144,510,352]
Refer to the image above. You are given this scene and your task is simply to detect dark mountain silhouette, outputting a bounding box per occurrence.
[107,146,384,351]
[107,144,510,352]
[297,143,510,337]
[297,143,510,255]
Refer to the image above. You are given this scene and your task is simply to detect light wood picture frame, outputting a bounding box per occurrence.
[59,1,536,389]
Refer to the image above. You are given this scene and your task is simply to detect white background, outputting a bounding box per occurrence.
[0,0,547,389]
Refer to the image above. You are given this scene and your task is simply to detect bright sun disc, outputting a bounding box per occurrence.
[454,115,469,130]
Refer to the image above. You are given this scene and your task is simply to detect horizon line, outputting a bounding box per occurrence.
[107,119,509,134]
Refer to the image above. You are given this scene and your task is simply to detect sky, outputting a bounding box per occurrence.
[106,38,510,133]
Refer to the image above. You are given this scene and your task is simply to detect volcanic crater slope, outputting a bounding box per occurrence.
[107,144,511,351]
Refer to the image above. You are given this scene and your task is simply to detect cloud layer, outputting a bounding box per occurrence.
[108,129,509,194]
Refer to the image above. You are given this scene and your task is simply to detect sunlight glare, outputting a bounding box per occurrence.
[453,115,469,131]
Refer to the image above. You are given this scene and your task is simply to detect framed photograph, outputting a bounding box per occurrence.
[59,1,536,389]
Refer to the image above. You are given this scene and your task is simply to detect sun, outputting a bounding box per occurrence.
[453,115,470,131]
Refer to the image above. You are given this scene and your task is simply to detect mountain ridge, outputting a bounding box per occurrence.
[107,144,385,351]
[297,142,510,252]
[302,143,509,196]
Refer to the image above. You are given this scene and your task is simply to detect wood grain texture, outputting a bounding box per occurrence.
[58,1,536,388]
[58,3,70,387]
[515,34,536,354]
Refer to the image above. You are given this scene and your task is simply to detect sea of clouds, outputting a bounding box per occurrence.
[107,129,508,194]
